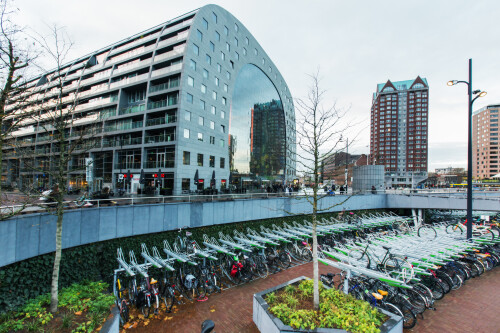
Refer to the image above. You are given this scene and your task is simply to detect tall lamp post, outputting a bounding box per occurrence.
[447,58,487,240]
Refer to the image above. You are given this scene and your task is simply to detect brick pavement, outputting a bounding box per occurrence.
[127,263,500,333]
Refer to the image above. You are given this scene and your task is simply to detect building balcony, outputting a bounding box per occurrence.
[145,115,176,127]
[144,133,175,144]
[143,160,175,169]
[151,63,182,78]
[147,96,178,110]
[104,120,143,133]
[118,103,146,116]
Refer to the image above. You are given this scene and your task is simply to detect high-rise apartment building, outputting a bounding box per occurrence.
[1,5,296,195]
[473,104,500,179]
[370,77,429,188]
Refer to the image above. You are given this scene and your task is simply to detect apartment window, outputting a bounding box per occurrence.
[262,58,265,65]
[234,37,239,46]
[210,121,215,129]
[183,151,190,165]
[226,71,231,80]
[230,60,234,69]
[209,42,215,52]
[182,178,190,191]
[198,132,203,142]
[206,54,211,65]
[184,110,191,121]
[254,48,258,55]
[186,93,193,103]
[234,23,239,32]
[221,125,226,133]
[224,25,228,35]
[189,59,196,71]
[209,155,215,167]
[222,97,226,105]
[196,29,203,41]
[193,44,199,55]
[211,105,216,115]
[220,110,225,119]
[197,153,203,166]
[214,77,219,86]
[212,12,217,23]
[221,51,225,60]
[202,18,208,30]
[235,52,239,60]
[212,91,217,100]
[183,129,190,138]
[203,69,209,79]
[220,157,225,168]
[187,76,194,86]
[245,37,249,45]
[243,48,247,56]
[215,31,220,41]
[210,136,215,144]
[223,84,228,92]
[199,116,204,126]
[199,100,205,110]
[219,139,224,147]
[217,63,221,72]
[201,84,207,94]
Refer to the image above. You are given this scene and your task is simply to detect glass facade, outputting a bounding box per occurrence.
[229,64,286,190]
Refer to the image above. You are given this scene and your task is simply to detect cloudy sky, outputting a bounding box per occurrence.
[14,0,499,171]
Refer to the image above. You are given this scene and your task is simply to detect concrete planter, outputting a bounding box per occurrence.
[253,276,403,333]
[100,305,120,333]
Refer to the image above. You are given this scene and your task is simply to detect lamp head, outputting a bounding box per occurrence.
[479,91,487,97]
[447,80,457,86]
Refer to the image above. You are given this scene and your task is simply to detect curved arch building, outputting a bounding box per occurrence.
[3,5,296,195]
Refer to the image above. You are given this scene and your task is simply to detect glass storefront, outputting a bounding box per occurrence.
[230,64,286,191]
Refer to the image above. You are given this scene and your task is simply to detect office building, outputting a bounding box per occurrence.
[1,5,296,195]
[473,104,500,179]
[370,76,429,188]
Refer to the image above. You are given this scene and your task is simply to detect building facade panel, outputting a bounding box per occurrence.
[473,104,500,179]
[2,5,296,195]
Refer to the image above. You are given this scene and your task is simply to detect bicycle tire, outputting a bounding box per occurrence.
[347,248,371,269]
[256,257,269,279]
[301,248,313,262]
[394,302,417,329]
[277,251,291,269]
[162,287,175,313]
[446,224,464,235]
[404,289,427,314]
[383,257,414,283]
[417,225,437,240]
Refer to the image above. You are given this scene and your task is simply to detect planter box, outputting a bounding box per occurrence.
[253,276,403,333]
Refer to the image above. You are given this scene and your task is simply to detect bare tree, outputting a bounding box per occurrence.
[0,0,39,219]
[22,25,100,312]
[292,71,355,310]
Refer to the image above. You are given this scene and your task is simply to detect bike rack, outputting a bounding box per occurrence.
[233,230,266,249]
[202,234,236,256]
[163,240,197,265]
[151,246,175,271]
[129,250,149,278]
[246,228,280,246]
[218,232,252,252]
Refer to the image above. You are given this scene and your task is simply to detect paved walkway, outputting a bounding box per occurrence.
[126,262,500,333]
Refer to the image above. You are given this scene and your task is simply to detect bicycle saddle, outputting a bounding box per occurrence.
[201,319,215,333]
[327,272,334,278]
[382,246,391,251]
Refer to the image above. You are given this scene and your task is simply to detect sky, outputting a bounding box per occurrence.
[13,0,500,171]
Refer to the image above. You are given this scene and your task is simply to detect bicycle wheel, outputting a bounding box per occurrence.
[418,225,437,240]
[347,248,371,268]
[162,287,175,313]
[301,248,313,262]
[404,289,427,314]
[255,257,269,279]
[446,224,464,235]
[278,251,292,269]
[383,257,414,283]
[119,300,129,324]
[393,302,417,329]
[141,296,151,318]
[128,279,137,306]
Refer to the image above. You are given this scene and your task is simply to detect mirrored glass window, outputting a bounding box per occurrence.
[230,64,285,190]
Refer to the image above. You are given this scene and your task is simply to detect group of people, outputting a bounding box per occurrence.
[323,184,347,195]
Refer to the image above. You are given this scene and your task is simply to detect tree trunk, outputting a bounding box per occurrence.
[50,202,63,312]
[312,211,319,310]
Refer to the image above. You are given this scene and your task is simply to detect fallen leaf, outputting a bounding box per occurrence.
[123,323,131,329]
[74,311,82,316]
[210,309,215,312]
[164,316,173,321]
[131,322,138,329]
[143,320,150,326]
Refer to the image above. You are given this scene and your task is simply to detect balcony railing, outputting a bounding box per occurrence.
[151,63,182,78]
[146,115,176,127]
[103,137,142,147]
[144,133,175,144]
[104,121,143,132]
[153,45,186,63]
[114,162,142,170]
[109,73,149,89]
[149,79,180,93]
[147,96,178,110]
[143,160,175,169]
[118,103,145,116]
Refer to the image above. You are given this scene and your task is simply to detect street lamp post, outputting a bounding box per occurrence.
[345,138,348,194]
[448,58,487,240]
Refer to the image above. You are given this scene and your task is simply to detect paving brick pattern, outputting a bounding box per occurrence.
[128,263,500,333]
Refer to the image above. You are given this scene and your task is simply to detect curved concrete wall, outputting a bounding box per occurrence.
[2,193,499,268]
[0,194,386,267]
